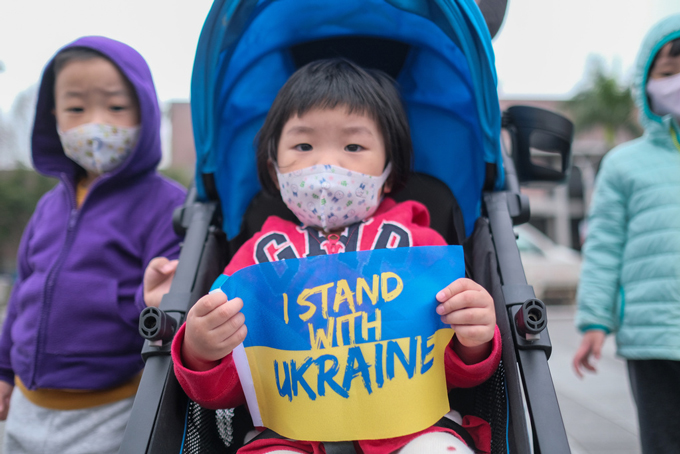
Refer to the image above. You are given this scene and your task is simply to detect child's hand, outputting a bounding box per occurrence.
[182,290,247,372]
[572,330,606,378]
[143,257,179,307]
[0,380,12,420]
[436,278,496,365]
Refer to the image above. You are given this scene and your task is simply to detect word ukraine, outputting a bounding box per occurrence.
[221,246,464,441]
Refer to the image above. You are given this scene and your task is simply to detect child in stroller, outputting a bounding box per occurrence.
[127,2,578,453]
[146,58,501,453]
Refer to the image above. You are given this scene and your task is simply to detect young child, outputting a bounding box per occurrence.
[0,36,186,453]
[573,14,680,454]
[153,59,501,454]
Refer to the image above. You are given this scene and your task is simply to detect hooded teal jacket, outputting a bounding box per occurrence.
[575,14,680,360]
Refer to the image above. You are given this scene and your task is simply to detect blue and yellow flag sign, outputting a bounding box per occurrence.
[220,245,463,441]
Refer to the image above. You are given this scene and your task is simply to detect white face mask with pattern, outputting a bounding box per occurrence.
[275,163,392,232]
[58,123,140,174]
[646,72,680,122]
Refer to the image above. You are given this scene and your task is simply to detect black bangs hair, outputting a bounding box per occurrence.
[649,37,680,74]
[670,37,680,57]
[256,58,413,195]
[52,46,139,120]
[53,47,108,77]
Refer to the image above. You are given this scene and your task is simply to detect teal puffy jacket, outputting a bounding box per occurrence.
[575,14,680,360]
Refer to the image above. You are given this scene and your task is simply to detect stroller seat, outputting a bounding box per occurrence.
[190,0,503,241]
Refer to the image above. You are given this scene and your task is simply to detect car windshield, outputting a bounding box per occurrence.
[516,234,544,255]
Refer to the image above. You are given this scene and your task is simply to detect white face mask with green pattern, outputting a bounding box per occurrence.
[58,123,139,174]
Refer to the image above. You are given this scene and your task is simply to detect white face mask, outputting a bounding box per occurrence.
[276,163,392,232]
[646,72,680,122]
[58,123,140,174]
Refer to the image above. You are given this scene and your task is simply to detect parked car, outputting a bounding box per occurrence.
[515,224,582,305]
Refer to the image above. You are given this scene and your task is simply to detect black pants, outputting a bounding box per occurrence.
[627,359,680,454]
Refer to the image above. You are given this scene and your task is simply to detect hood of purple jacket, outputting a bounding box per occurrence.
[32,35,162,181]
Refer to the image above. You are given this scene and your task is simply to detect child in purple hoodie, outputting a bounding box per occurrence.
[0,36,186,453]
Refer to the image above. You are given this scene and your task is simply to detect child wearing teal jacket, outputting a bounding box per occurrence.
[573,13,680,454]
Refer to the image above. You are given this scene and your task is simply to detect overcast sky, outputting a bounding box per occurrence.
[493,0,680,98]
[1,0,680,112]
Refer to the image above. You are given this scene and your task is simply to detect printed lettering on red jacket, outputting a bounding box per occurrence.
[224,199,447,276]
[252,219,412,262]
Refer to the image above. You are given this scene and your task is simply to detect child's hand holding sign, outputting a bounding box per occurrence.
[182,291,247,372]
[436,278,496,365]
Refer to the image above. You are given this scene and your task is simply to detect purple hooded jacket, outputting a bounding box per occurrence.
[0,36,187,390]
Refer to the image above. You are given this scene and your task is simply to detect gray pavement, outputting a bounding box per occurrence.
[548,305,641,454]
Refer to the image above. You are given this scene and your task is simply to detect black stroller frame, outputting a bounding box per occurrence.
[119,1,575,452]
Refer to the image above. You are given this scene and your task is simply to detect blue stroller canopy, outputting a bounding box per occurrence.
[191,0,504,239]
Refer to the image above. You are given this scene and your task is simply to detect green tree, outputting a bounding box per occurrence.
[0,167,57,273]
[160,167,191,189]
[565,58,642,149]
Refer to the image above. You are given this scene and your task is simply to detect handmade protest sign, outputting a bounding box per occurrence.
[219,245,464,441]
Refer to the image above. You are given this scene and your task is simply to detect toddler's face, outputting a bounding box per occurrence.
[649,41,680,80]
[54,57,140,132]
[275,107,387,178]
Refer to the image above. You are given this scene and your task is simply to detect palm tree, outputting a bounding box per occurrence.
[565,58,642,149]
